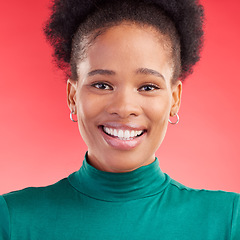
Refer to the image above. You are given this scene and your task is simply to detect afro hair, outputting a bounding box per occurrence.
[44,0,204,81]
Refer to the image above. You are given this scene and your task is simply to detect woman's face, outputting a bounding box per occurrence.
[67,23,182,172]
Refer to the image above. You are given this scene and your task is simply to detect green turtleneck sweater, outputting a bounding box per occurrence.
[0,155,240,240]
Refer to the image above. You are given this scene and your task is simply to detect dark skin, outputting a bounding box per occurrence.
[67,23,182,173]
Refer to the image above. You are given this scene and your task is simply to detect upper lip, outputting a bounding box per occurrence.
[99,122,147,131]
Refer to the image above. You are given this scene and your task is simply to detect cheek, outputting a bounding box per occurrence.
[75,91,104,146]
[77,91,102,121]
[145,95,171,149]
[144,95,171,124]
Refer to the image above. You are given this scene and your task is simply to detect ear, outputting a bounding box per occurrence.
[67,79,78,113]
[170,80,182,116]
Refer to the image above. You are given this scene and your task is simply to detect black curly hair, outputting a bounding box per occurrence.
[44,0,204,82]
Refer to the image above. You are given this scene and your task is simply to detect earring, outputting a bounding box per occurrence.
[70,110,78,122]
[168,113,179,125]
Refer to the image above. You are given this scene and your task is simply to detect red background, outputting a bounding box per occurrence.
[0,0,240,194]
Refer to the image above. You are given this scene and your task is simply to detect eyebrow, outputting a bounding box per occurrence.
[87,69,116,77]
[136,68,165,81]
[87,68,165,81]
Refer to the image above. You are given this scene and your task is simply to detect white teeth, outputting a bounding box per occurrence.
[103,127,144,140]
[110,128,113,136]
[113,129,118,137]
[118,130,124,138]
[107,128,110,135]
[124,130,130,139]
[136,130,142,135]
[130,130,135,138]
[105,127,111,135]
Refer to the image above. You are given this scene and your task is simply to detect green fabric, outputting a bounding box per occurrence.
[1,155,240,240]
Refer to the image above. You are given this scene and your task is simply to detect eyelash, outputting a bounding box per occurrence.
[138,84,160,92]
[91,82,113,90]
[91,82,160,92]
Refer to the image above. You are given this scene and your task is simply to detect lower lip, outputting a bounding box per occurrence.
[99,127,146,151]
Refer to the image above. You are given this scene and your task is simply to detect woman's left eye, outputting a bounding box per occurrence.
[91,82,113,90]
[138,84,160,92]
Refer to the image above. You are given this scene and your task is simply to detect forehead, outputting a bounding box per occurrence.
[88,22,172,53]
[87,23,172,61]
[78,23,174,82]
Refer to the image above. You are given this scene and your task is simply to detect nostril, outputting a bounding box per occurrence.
[107,102,141,118]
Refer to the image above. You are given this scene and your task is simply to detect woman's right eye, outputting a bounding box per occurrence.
[91,82,113,90]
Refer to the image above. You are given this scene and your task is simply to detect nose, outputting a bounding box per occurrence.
[106,88,141,118]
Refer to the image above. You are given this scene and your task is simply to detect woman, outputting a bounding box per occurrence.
[0,0,239,239]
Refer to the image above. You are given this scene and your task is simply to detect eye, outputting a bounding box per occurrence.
[91,82,113,90]
[138,84,160,92]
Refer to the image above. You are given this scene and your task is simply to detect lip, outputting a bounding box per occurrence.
[99,123,147,150]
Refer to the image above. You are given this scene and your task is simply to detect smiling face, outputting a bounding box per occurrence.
[67,23,182,172]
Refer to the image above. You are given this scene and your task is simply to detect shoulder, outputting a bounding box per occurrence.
[167,177,240,205]
[0,177,77,239]
[2,177,73,208]
[165,177,240,238]
[0,177,76,239]
[1,176,78,220]
[169,177,238,193]
[0,195,10,239]
[168,179,240,222]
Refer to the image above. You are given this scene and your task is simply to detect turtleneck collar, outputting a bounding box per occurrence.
[68,153,170,202]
